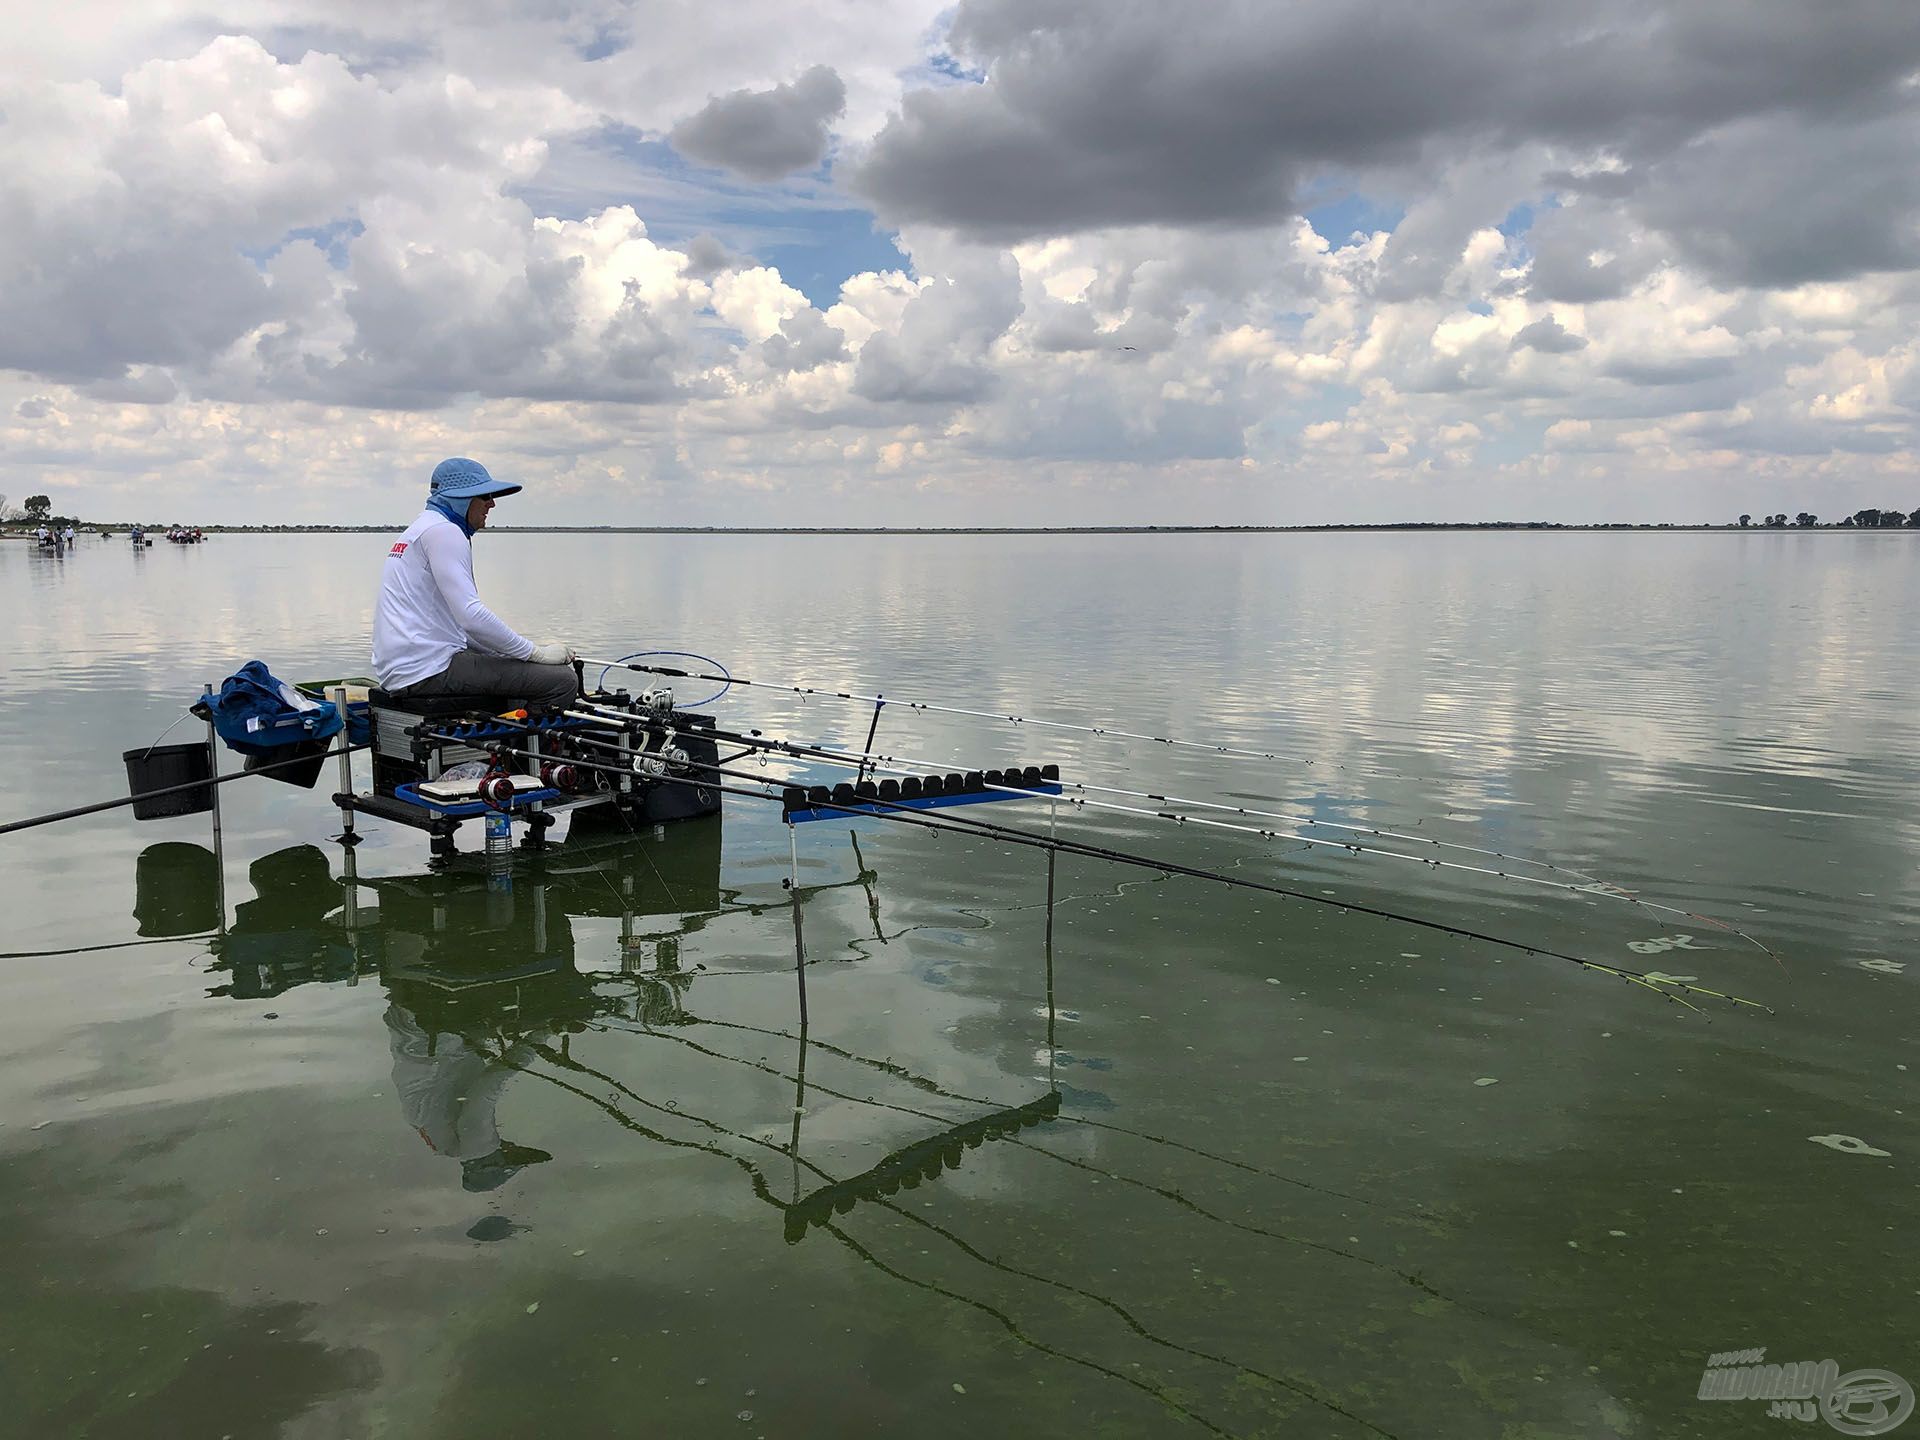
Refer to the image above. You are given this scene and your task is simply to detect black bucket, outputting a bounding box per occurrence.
[134,842,220,937]
[244,736,332,790]
[123,741,215,820]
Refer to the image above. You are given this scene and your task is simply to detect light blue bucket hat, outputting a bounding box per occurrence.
[428,457,522,502]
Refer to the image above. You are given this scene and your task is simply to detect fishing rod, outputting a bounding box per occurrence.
[658,721,1785,966]
[571,662,1784,964]
[539,701,1610,887]
[466,736,1773,1014]
[0,744,372,839]
[423,708,1780,967]
[579,655,1399,779]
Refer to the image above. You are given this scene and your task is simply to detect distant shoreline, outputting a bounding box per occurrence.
[8,522,1917,536]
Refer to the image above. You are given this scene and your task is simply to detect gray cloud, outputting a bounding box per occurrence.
[1524,202,1665,303]
[669,65,846,182]
[1602,354,1738,387]
[760,308,848,372]
[1629,111,1920,287]
[853,0,1920,288]
[1511,317,1588,354]
[680,232,738,278]
[1027,303,1104,353]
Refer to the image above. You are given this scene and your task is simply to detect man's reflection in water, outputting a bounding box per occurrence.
[371,871,580,1194]
[383,1004,552,1192]
[197,820,725,1195]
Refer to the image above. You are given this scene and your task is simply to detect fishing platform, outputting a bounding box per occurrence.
[338,680,725,855]
[129,657,1067,873]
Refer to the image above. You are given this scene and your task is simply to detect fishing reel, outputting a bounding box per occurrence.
[537,735,611,794]
[477,773,519,811]
[637,685,675,718]
[539,760,587,793]
[632,745,689,780]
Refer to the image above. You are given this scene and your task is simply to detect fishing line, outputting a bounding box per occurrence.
[556,708,1779,969]
[580,655,1778,955]
[579,655,1405,780]
[710,725,1592,877]
[442,720,1742,974]
[593,650,732,707]
[474,739,1773,1013]
[682,724,1787,966]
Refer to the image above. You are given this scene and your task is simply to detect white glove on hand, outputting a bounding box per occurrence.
[527,640,574,666]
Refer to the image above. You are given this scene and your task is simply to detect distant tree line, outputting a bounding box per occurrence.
[1737,509,1920,528]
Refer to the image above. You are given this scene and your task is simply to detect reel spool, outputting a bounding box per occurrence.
[540,761,586,794]
[478,774,519,811]
[632,745,689,781]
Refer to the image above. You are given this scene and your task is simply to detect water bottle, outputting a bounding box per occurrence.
[485,810,513,887]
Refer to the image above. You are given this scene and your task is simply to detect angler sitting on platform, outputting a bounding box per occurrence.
[372,458,579,711]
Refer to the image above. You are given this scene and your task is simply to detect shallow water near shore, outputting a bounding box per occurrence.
[1,529,1914,1438]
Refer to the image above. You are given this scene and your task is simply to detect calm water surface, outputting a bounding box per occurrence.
[1,531,1915,1438]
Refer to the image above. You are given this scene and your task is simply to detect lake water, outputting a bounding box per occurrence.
[1,530,1914,1439]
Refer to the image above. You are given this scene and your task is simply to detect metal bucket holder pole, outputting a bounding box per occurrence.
[203,684,227,937]
[332,686,359,846]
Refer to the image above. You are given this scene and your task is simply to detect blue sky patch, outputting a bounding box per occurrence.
[245,217,364,271]
[1301,190,1404,248]
[1498,202,1536,238]
[515,127,909,306]
[758,211,910,307]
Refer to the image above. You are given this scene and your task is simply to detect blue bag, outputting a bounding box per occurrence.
[199,661,345,760]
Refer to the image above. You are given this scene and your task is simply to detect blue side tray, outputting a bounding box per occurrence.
[392,783,564,818]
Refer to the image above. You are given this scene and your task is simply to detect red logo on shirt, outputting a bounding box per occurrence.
[389,542,408,557]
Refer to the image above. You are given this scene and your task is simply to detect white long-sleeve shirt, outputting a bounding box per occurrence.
[372,508,533,689]
[384,1004,543,1160]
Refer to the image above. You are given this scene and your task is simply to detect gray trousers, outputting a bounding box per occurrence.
[396,649,580,711]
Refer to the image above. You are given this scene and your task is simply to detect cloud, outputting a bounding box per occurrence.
[680,232,739,279]
[853,0,1920,288]
[1511,317,1588,354]
[1630,111,1920,287]
[1,9,1917,527]
[0,36,584,386]
[852,245,1021,405]
[669,65,846,181]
